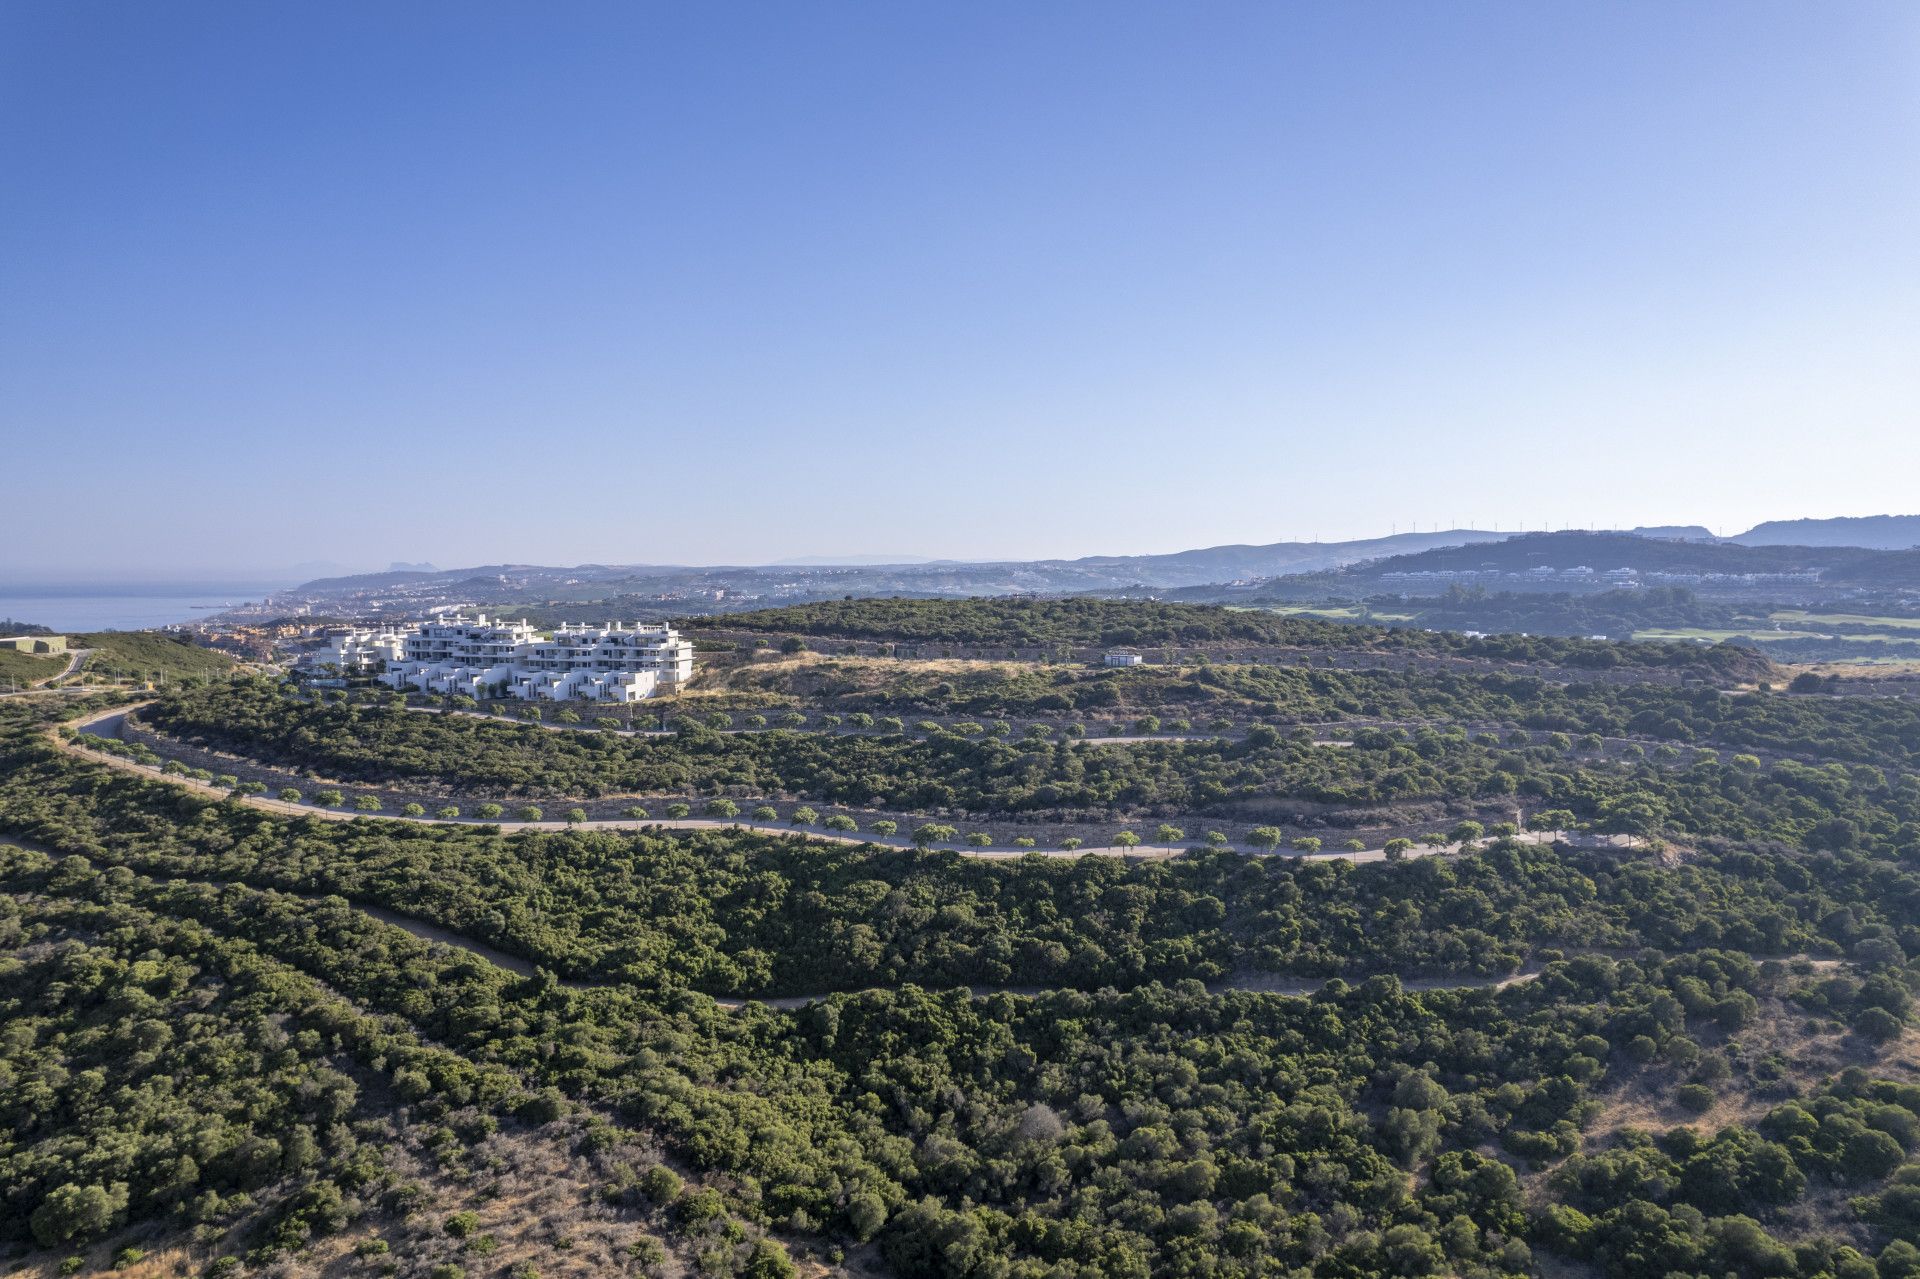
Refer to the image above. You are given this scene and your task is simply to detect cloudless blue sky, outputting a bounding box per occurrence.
[4,2,1918,579]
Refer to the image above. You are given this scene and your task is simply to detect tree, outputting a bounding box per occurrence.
[564,807,587,826]
[824,814,858,832]
[966,832,993,847]
[437,805,460,819]
[1383,838,1413,861]
[870,819,899,837]
[279,787,302,803]
[1292,836,1322,853]
[912,823,957,848]
[477,803,504,819]
[517,805,543,822]
[402,802,426,817]
[1248,826,1284,852]
[1154,824,1185,848]
[1342,838,1367,852]
[847,1191,888,1241]
[752,805,779,821]
[1113,830,1142,849]
[1447,821,1485,846]
[624,805,650,820]
[791,806,819,826]
[31,1183,129,1246]
[705,798,740,819]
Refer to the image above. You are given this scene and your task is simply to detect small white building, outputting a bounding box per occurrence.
[376,614,693,702]
[1103,652,1144,667]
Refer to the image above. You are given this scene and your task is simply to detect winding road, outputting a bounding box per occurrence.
[59,704,1591,862]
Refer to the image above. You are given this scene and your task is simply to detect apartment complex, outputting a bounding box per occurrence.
[307,627,408,672]
[375,614,694,702]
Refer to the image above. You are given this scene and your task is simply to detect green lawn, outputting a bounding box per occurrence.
[1770,610,1920,632]
[1633,626,1833,644]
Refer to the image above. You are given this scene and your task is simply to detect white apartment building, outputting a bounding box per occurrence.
[376,614,694,702]
[305,627,409,672]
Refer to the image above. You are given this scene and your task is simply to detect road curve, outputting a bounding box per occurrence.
[59,705,1549,863]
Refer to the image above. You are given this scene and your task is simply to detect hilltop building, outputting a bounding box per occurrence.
[376,614,694,702]
[0,635,66,654]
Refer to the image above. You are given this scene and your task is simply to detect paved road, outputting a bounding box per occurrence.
[0,647,91,697]
[64,705,1591,863]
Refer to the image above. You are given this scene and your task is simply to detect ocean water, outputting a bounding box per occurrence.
[0,586,283,633]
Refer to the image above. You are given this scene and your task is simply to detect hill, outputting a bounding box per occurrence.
[1733,514,1920,550]
[73,631,238,686]
[1243,531,1920,598]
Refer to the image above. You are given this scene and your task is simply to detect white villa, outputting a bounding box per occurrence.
[376,614,695,702]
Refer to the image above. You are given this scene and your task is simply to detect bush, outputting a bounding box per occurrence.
[1675,1083,1716,1113]
[640,1165,683,1204]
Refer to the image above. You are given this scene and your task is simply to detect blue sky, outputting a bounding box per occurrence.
[4,2,1918,579]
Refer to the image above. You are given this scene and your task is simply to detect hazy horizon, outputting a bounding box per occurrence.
[6,3,1919,580]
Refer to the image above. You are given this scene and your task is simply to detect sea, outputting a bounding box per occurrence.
[0,583,287,633]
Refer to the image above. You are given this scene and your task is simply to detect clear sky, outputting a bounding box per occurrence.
[4,2,1918,580]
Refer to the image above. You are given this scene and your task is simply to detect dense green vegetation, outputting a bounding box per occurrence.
[147,684,1920,861]
[13,718,1911,996]
[7,589,1920,1277]
[5,820,1918,1278]
[693,597,1767,676]
[715,656,1920,769]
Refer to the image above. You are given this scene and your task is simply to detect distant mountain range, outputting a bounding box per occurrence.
[239,515,1919,622]
[1730,514,1920,550]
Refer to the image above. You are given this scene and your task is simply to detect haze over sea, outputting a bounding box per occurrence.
[0,584,285,632]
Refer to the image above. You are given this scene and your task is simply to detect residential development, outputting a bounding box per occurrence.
[372,613,695,701]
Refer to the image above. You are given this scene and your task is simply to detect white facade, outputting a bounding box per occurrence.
[1103,652,1144,667]
[376,614,693,702]
[306,628,408,672]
